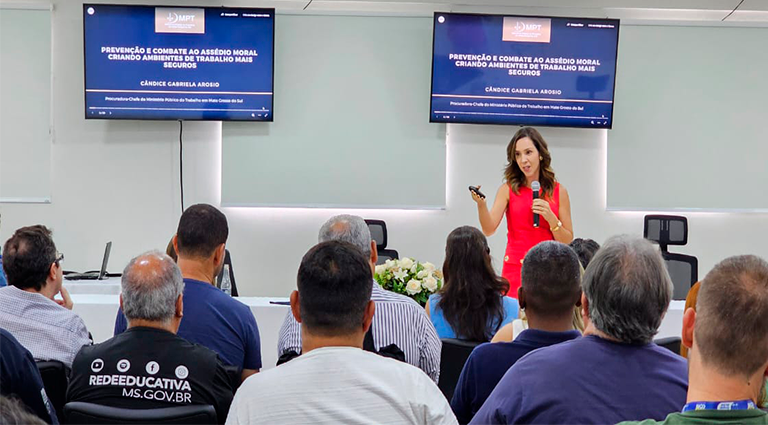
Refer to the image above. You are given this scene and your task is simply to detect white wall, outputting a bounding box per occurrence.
[2,0,767,296]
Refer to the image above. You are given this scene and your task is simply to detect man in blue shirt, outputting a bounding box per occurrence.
[115,204,260,382]
[451,241,582,424]
[471,235,688,425]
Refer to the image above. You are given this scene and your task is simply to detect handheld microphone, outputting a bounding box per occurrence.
[532,181,540,228]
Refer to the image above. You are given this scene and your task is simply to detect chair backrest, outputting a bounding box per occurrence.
[662,252,698,300]
[36,360,68,421]
[376,249,399,265]
[63,402,217,424]
[654,337,682,356]
[437,339,481,401]
[365,219,388,250]
[215,249,238,297]
[644,215,688,252]
[223,364,241,392]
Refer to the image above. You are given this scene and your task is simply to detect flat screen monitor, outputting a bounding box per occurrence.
[83,4,274,121]
[430,13,619,128]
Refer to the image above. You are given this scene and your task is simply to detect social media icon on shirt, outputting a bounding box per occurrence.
[91,358,104,373]
[117,359,131,373]
[146,361,160,375]
[175,365,189,380]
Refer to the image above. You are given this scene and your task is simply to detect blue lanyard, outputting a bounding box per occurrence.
[682,400,756,412]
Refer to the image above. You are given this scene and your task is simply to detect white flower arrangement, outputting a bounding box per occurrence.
[374,258,443,306]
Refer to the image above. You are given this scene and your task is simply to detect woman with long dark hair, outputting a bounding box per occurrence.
[471,127,574,297]
[426,226,518,341]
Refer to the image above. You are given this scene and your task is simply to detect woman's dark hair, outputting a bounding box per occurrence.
[569,238,601,269]
[438,226,509,342]
[504,127,557,197]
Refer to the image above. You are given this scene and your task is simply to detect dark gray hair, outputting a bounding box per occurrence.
[521,241,582,318]
[582,235,672,344]
[121,251,184,324]
[318,215,371,259]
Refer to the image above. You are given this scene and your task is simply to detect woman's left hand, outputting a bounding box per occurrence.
[532,199,557,227]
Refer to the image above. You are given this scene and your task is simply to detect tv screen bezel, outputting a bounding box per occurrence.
[429,11,620,129]
[82,3,276,122]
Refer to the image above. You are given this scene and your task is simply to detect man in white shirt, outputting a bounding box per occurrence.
[278,214,441,382]
[227,240,456,425]
[0,225,90,368]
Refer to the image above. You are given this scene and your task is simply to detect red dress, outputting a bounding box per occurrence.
[502,183,560,298]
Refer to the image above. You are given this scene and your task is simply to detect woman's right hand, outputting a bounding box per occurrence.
[470,185,486,206]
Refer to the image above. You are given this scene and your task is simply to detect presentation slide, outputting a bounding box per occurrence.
[431,13,619,128]
[83,5,274,121]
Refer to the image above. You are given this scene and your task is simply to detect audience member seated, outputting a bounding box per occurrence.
[1,328,58,424]
[68,251,233,422]
[0,396,46,425]
[471,235,688,425]
[621,255,768,425]
[451,241,582,424]
[0,225,90,368]
[489,239,596,344]
[426,226,518,341]
[278,215,441,382]
[568,237,601,270]
[227,241,456,424]
[679,281,701,359]
[114,204,261,382]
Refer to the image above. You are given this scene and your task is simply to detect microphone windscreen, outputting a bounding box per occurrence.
[531,181,541,192]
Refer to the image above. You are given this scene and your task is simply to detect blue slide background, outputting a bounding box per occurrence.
[84,4,274,121]
[431,13,619,128]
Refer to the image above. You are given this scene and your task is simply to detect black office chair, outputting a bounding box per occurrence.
[36,360,69,421]
[644,215,698,300]
[63,402,217,424]
[215,249,239,296]
[654,336,682,356]
[365,219,399,264]
[223,364,242,392]
[437,339,481,401]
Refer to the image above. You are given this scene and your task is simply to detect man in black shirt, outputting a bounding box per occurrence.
[67,251,233,422]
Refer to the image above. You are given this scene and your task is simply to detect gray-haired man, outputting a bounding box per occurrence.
[67,251,233,422]
[471,235,688,425]
[277,214,442,382]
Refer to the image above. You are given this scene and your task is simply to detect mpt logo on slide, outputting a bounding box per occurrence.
[156,7,205,34]
[503,17,551,43]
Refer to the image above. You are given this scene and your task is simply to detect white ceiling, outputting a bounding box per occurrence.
[3,0,768,23]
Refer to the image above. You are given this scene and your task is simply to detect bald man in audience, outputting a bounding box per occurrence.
[621,255,768,425]
[69,251,233,422]
[471,235,688,424]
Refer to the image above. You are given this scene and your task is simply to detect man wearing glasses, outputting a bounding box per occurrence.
[0,225,91,368]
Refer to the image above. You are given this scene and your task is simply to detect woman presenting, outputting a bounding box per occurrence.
[472,127,574,297]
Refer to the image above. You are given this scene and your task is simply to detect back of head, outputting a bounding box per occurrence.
[297,240,372,336]
[2,225,57,291]
[440,226,509,341]
[121,251,184,324]
[695,255,768,378]
[521,241,582,318]
[582,235,672,344]
[318,215,372,259]
[0,395,46,425]
[569,238,600,269]
[176,204,228,259]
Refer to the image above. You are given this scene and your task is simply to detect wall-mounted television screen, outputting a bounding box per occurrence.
[83,4,274,121]
[430,13,619,128]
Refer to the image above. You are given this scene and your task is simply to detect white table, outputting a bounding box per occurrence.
[71,294,290,370]
[64,277,121,295]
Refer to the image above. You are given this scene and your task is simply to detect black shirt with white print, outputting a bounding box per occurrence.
[66,326,233,422]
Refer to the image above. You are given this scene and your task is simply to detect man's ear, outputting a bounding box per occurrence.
[362,300,375,333]
[290,291,301,323]
[172,235,180,256]
[574,290,582,307]
[119,294,124,312]
[48,261,58,282]
[682,307,696,350]
[213,243,226,266]
[370,241,378,267]
[175,294,184,319]
[580,293,590,323]
[517,287,526,310]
